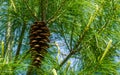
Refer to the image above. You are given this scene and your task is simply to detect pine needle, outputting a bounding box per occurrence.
[99,40,112,63]
[52,69,57,75]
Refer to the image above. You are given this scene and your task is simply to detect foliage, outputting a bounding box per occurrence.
[0,0,120,75]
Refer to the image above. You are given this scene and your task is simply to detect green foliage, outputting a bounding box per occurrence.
[0,0,120,75]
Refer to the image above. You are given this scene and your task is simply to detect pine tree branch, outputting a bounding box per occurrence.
[40,0,47,22]
[5,20,13,62]
[59,50,77,67]
[59,8,99,68]
[23,0,39,21]
[47,0,67,24]
[5,2,14,62]
[60,23,71,51]
[70,22,74,51]
[98,19,110,34]
[14,22,27,61]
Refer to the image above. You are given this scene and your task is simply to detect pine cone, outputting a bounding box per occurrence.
[29,21,50,67]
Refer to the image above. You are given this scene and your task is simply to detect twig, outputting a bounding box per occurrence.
[60,23,71,51]
[47,0,67,24]
[98,19,110,34]
[59,50,77,67]
[70,22,74,51]
[40,0,47,22]
[14,21,27,61]
[23,0,39,21]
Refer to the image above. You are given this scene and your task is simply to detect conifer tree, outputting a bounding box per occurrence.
[0,0,120,75]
